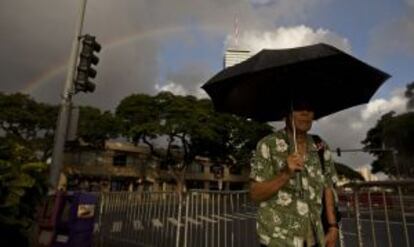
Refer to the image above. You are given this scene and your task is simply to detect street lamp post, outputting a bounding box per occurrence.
[49,0,88,189]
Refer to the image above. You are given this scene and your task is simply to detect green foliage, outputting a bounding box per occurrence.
[0,93,58,161]
[0,93,52,245]
[78,106,121,148]
[362,111,414,177]
[116,92,273,170]
[0,93,121,155]
[116,93,160,149]
[0,144,48,246]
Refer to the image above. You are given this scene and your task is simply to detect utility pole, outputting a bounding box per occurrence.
[49,0,88,189]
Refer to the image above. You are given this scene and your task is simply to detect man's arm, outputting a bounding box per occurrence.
[319,140,339,247]
[250,166,291,202]
[324,187,337,226]
[250,154,303,203]
[324,187,339,247]
[322,142,339,227]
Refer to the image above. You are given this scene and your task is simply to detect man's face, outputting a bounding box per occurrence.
[292,109,314,133]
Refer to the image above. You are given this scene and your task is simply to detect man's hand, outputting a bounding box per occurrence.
[325,227,339,247]
[286,153,304,175]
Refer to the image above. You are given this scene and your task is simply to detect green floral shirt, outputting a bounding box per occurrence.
[250,129,338,247]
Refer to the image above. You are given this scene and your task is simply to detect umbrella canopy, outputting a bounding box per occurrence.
[202,43,390,121]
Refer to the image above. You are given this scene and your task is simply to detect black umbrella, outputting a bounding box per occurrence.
[202,43,390,122]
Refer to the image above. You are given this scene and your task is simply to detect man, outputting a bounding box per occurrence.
[249,101,339,247]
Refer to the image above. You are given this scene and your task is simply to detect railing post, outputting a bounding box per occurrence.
[212,193,216,247]
[206,192,209,247]
[367,191,377,247]
[230,193,235,247]
[338,225,345,247]
[382,191,393,247]
[353,188,363,247]
[224,194,228,247]
[217,193,221,247]
[397,186,410,247]
[176,192,183,247]
[97,193,105,247]
[183,192,190,247]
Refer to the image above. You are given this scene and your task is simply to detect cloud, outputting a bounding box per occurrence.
[314,88,407,169]
[156,63,210,99]
[361,91,406,121]
[155,82,187,96]
[228,25,351,53]
[154,81,208,99]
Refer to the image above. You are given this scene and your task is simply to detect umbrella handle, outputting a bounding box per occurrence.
[291,115,303,198]
[292,116,298,153]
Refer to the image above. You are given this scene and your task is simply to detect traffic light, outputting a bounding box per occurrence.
[336,148,341,156]
[74,34,101,93]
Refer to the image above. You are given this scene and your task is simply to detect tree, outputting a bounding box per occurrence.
[117,92,273,167]
[116,93,160,152]
[116,92,273,190]
[77,106,120,148]
[0,93,51,245]
[0,93,58,162]
[362,111,414,178]
[0,143,48,246]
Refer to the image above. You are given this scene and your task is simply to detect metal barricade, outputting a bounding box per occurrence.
[93,181,414,247]
[94,191,183,247]
[93,190,257,247]
[181,190,257,247]
[339,180,414,247]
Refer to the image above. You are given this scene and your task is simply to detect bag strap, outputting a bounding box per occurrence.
[311,134,326,173]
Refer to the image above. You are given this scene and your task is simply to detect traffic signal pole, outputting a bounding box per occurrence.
[49,0,88,189]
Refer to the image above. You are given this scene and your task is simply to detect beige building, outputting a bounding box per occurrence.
[223,49,252,68]
[62,140,250,192]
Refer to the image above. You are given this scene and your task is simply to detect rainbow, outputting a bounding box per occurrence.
[22,25,227,94]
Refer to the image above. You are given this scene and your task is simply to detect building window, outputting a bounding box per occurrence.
[113,153,127,166]
[210,165,224,179]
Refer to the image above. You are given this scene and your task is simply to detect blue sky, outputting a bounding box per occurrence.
[315,0,412,97]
